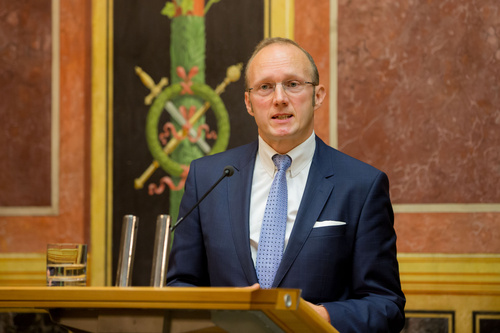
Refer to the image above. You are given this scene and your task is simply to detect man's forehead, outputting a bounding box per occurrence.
[254,43,305,62]
[248,44,311,79]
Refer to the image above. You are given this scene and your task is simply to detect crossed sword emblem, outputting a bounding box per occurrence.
[134,63,242,189]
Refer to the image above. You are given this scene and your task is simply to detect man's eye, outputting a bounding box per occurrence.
[259,84,272,91]
[286,81,300,88]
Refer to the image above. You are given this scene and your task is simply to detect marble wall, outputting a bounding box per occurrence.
[295,0,331,143]
[0,1,52,207]
[337,0,500,205]
[1,0,498,287]
[295,1,500,330]
[335,0,500,253]
[0,0,499,330]
[0,0,91,252]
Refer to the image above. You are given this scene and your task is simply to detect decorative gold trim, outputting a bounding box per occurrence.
[51,0,60,216]
[266,0,294,39]
[0,0,60,217]
[0,253,93,286]
[0,254,45,286]
[264,0,270,38]
[394,203,500,213]
[4,251,499,295]
[91,0,113,286]
[329,0,338,149]
[399,253,500,295]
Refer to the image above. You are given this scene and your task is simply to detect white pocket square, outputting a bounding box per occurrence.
[313,220,346,228]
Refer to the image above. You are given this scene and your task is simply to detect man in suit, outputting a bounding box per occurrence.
[167,37,406,332]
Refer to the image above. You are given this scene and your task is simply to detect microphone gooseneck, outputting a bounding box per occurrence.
[170,165,235,232]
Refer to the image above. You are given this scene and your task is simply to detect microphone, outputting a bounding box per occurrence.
[170,165,235,231]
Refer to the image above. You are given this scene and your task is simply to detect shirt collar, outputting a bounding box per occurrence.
[258,132,316,178]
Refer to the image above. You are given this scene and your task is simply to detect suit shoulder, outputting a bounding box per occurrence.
[316,137,385,178]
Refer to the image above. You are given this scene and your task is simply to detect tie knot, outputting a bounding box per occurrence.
[272,154,292,171]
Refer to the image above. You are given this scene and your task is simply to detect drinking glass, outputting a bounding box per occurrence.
[46,243,87,286]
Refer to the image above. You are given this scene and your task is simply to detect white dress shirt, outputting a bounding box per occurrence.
[249,133,316,266]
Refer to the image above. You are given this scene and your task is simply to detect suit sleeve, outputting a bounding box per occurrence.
[322,172,406,332]
[166,161,210,287]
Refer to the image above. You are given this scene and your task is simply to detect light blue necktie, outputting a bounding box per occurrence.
[256,154,292,289]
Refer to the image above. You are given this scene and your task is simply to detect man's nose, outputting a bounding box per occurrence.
[273,83,289,105]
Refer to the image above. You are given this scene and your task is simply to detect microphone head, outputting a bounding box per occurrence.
[223,165,235,177]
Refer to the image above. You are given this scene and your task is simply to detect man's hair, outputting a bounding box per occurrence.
[244,37,320,89]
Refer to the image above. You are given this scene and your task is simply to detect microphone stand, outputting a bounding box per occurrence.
[170,166,234,231]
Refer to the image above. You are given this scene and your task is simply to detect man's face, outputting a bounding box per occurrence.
[244,43,325,154]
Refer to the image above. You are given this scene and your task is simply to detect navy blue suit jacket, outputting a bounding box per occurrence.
[167,136,405,332]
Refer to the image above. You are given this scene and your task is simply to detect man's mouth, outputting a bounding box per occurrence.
[272,114,292,120]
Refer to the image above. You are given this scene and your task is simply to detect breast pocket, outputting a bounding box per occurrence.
[309,225,346,238]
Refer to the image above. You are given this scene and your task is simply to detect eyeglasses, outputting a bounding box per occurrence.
[246,80,317,98]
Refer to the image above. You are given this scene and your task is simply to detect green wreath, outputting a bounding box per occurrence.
[146,82,230,177]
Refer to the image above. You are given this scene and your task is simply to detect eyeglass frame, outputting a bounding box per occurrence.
[246,80,318,97]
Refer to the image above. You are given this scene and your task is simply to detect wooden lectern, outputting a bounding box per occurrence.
[0,287,338,332]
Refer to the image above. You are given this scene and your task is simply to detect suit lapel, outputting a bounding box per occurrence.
[228,141,259,284]
[273,137,335,287]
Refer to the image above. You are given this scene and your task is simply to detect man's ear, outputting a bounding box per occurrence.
[245,92,254,116]
[313,84,326,111]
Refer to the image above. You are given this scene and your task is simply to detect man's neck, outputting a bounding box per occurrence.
[259,133,314,155]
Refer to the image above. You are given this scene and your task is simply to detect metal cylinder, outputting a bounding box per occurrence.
[115,215,139,287]
[150,214,172,287]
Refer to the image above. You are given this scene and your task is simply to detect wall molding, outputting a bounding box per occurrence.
[399,253,500,295]
[0,253,46,286]
[3,252,498,294]
[265,0,294,39]
[90,0,113,286]
[0,253,92,286]
[329,0,338,149]
[394,203,500,213]
[0,0,60,217]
